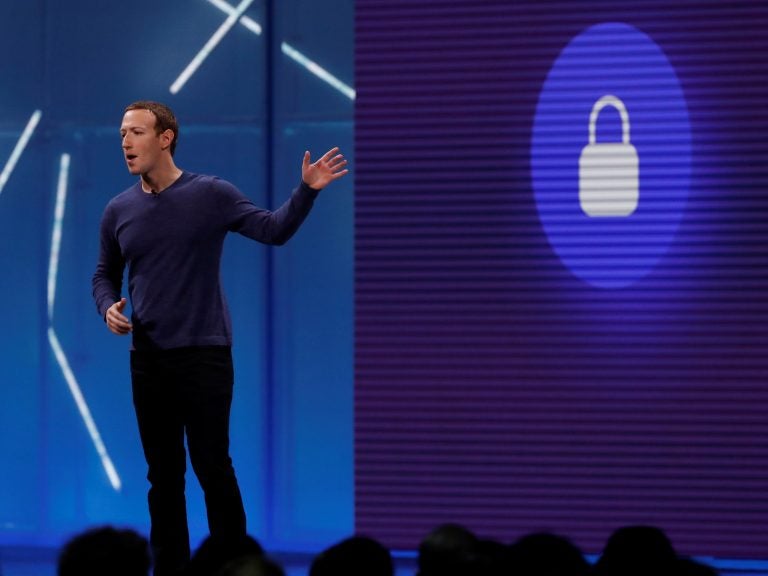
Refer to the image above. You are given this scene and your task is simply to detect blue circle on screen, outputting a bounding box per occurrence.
[531,23,691,288]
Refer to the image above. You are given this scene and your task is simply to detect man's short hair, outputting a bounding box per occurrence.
[124,101,179,156]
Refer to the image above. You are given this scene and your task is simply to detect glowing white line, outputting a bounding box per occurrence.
[47,153,70,321]
[46,153,122,492]
[186,1,355,100]
[170,0,256,94]
[281,42,356,100]
[204,0,261,34]
[0,110,42,196]
[48,327,122,491]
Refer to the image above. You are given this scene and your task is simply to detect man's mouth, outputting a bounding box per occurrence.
[126,154,137,161]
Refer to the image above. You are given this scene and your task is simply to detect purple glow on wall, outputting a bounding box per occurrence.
[354,0,768,559]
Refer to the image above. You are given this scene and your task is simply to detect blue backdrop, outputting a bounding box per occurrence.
[0,0,353,553]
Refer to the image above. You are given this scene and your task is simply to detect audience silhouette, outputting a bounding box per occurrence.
[309,534,393,576]
[212,554,285,576]
[416,523,478,576]
[187,534,266,576]
[507,531,590,576]
[55,521,722,576]
[57,525,151,576]
[592,524,679,576]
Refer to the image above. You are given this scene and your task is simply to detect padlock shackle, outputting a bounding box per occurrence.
[589,94,630,145]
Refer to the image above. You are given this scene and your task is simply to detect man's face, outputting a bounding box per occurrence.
[120,109,167,175]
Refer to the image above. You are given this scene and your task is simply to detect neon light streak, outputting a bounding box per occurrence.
[184,1,355,100]
[47,153,122,491]
[48,327,122,491]
[170,0,256,94]
[205,0,261,34]
[0,109,42,196]
[47,153,70,321]
[281,42,356,100]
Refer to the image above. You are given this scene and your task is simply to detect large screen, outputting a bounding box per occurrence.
[354,0,768,563]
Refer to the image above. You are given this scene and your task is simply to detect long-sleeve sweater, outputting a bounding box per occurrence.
[92,171,319,350]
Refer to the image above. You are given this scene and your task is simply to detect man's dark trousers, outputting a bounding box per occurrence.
[131,345,246,576]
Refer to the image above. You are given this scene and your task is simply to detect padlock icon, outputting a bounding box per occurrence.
[578,95,639,217]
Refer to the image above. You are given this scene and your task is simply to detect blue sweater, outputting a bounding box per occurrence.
[92,172,319,350]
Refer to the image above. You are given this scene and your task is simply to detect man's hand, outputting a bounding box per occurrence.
[301,147,349,190]
[106,298,132,335]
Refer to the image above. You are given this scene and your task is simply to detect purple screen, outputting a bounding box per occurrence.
[354,0,768,560]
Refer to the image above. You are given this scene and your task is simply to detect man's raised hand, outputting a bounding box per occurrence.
[301,147,349,190]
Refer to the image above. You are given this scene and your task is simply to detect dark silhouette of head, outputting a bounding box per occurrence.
[507,532,590,576]
[215,554,285,576]
[310,535,393,576]
[187,534,265,576]
[57,525,151,576]
[472,537,510,576]
[417,523,478,576]
[593,525,678,576]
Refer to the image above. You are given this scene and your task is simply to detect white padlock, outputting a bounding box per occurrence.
[578,95,639,217]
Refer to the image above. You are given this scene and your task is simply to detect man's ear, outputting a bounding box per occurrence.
[160,129,174,151]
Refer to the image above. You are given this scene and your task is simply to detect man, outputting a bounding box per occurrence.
[92,101,348,576]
